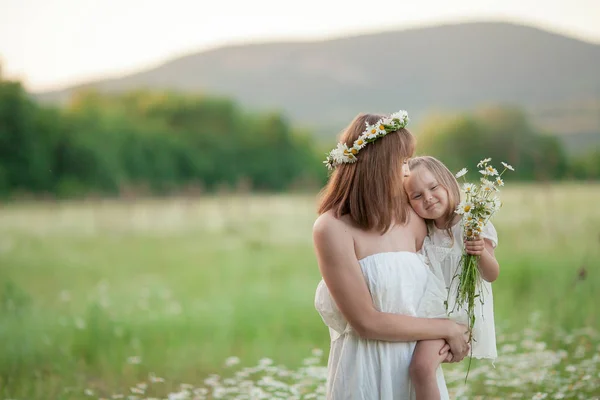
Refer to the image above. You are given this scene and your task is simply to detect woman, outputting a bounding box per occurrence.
[314,111,469,399]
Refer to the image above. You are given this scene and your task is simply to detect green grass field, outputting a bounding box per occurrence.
[1,184,599,399]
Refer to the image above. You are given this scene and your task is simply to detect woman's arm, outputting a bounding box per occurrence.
[313,213,470,358]
[465,238,499,282]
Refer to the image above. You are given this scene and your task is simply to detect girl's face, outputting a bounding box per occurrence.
[404,166,450,224]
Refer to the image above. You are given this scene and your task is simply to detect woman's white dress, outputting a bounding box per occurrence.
[314,251,450,400]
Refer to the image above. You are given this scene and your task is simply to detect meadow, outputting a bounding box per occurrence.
[0,184,599,399]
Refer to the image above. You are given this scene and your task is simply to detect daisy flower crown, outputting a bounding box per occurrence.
[324,110,409,170]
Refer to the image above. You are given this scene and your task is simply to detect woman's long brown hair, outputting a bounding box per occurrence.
[318,113,416,233]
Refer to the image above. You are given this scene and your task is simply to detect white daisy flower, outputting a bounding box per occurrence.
[501,161,515,171]
[390,110,408,122]
[477,157,492,168]
[481,181,495,193]
[455,168,468,178]
[380,117,394,126]
[456,201,474,215]
[491,196,502,210]
[485,166,498,176]
[466,215,480,226]
[465,227,479,238]
[336,142,351,158]
[352,137,368,151]
[480,178,493,185]
[496,177,504,186]
[479,169,489,176]
[462,183,476,193]
[375,121,387,136]
[364,124,379,139]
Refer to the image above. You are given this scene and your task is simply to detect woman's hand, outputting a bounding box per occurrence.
[438,342,454,363]
[445,322,470,362]
[464,236,485,255]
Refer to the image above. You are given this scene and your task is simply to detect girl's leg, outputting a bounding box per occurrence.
[409,339,447,400]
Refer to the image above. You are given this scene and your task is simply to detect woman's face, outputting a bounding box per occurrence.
[403,166,449,222]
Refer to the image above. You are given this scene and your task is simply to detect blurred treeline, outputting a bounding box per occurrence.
[0,77,324,199]
[0,73,598,199]
[416,109,600,180]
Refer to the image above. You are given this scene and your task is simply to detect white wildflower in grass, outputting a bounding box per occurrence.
[496,177,505,186]
[148,373,165,383]
[225,356,241,367]
[258,357,274,367]
[311,348,324,357]
[456,168,468,178]
[127,356,141,365]
[167,391,189,400]
[84,389,94,396]
[177,326,600,400]
[450,158,515,381]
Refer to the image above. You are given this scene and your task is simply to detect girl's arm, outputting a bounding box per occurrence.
[464,238,499,282]
[313,213,470,359]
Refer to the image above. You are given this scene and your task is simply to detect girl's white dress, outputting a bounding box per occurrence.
[421,221,498,360]
[314,251,451,400]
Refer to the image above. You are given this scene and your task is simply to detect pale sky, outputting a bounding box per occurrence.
[1,0,599,92]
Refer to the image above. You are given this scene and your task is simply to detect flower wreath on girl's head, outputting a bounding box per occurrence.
[323,110,409,171]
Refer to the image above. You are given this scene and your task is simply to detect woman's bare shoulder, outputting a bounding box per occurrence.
[313,210,353,238]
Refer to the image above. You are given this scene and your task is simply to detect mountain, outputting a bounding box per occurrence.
[34,21,600,138]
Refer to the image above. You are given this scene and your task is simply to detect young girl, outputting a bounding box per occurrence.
[404,156,499,400]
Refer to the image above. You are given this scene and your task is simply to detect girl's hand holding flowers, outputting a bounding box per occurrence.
[464,237,485,255]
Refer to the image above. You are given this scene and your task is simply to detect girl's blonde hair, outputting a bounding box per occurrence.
[318,113,416,233]
[408,156,461,232]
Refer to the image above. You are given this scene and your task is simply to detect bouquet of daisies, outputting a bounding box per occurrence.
[450,158,514,354]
